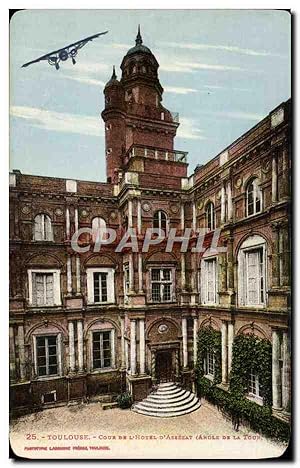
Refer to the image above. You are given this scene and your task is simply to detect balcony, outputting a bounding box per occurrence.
[124,144,188,165]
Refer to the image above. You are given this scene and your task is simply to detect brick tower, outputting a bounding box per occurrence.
[102,27,184,184]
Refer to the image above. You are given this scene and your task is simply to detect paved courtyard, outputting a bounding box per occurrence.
[10,400,287,460]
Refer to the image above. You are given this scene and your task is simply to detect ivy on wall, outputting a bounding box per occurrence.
[196,326,221,385]
[196,330,290,442]
[229,334,272,406]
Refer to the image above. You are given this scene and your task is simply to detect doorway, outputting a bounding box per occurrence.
[155,351,173,383]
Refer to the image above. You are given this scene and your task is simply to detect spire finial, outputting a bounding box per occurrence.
[135,24,142,46]
[111,65,116,80]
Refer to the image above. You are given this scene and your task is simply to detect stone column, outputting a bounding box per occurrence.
[111,329,116,368]
[9,326,16,382]
[151,351,156,380]
[128,199,133,229]
[272,153,278,203]
[125,339,129,371]
[282,331,291,412]
[271,223,280,288]
[227,180,233,221]
[17,324,26,381]
[74,207,79,233]
[281,146,290,199]
[227,236,234,290]
[137,199,142,235]
[77,320,84,373]
[130,320,137,375]
[227,322,234,376]
[272,329,282,409]
[120,317,126,369]
[139,319,146,375]
[193,317,198,366]
[281,224,290,287]
[66,207,70,240]
[221,321,228,385]
[138,253,143,293]
[76,256,81,294]
[68,321,76,373]
[221,183,226,224]
[181,253,186,291]
[67,255,72,294]
[129,253,134,293]
[182,317,188,369]
[192,201,196,232]
[180,203,185,230]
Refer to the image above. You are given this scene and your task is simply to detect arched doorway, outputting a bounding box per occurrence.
[155,350,173,383]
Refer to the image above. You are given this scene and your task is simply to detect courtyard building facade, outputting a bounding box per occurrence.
[9,29,291,423]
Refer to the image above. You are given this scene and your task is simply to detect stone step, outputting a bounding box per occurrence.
[155,386,184,395]
[134,396,199,414]
[139,393,195,409]
[147,389,191,403]
[148,388,189,400]
[133,400,201,418]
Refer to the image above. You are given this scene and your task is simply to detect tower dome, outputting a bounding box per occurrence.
[125,25,153,57]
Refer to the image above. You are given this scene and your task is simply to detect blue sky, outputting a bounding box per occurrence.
[10,9,291,182]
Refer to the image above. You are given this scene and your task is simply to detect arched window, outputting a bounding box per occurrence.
[34,214,53,241]
[246,178,262,217]
[206,202,215,231]
[153,210,168,232]
[92,217,107,243]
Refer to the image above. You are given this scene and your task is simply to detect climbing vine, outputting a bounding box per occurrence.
[196,331,290,442]
[230,334,272,406]
[196,326,221,387]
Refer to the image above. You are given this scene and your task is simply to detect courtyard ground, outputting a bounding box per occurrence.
[10,399,287,460]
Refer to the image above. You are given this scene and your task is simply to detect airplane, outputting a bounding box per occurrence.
[21,31,108,70]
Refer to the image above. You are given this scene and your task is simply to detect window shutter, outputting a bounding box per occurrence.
[34,215,43,241]
[32,272,37,305]
[45,216,53,241]
[247,251,259,305]
[35,274,45,306]
[46,274,54,306]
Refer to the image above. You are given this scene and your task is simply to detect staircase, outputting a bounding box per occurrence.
[131,382,201,418]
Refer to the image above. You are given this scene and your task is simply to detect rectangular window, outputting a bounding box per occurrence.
[201,258,217,304]
[245,248,265,305]
[150,268,173,303]
[92,331,112,370]
[36,335,58,377]
[93,272,108,303]
[32,273,54,306]
[248,370,262,397]
[123,264,130,297]
[205,351,215,377]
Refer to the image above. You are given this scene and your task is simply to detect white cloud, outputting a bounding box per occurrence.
[10,106,104,138]
[177,117,206,140]
[63,60,110,75]
[160,41,281,57]
[62,74,106,87]
[203,110,264,121]
[160,60,250,74]
[164,86,198,95]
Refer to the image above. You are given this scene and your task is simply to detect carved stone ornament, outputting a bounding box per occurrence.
[234,177,243,189]
[142,202,151,212]
[110,211,117,220]
[262,160,271,174]
[21,205,31,215]
[197,201,204,211]
[80,209,89,218]
[54,208,63,217]
[170,204,179,214]
[158,323,169,334]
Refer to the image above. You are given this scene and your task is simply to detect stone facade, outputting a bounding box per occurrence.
[9,29,291,419]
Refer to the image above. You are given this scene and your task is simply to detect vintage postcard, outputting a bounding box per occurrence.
[9,9,291,459]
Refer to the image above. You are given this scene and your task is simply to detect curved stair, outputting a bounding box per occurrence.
[131,382,201,418]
